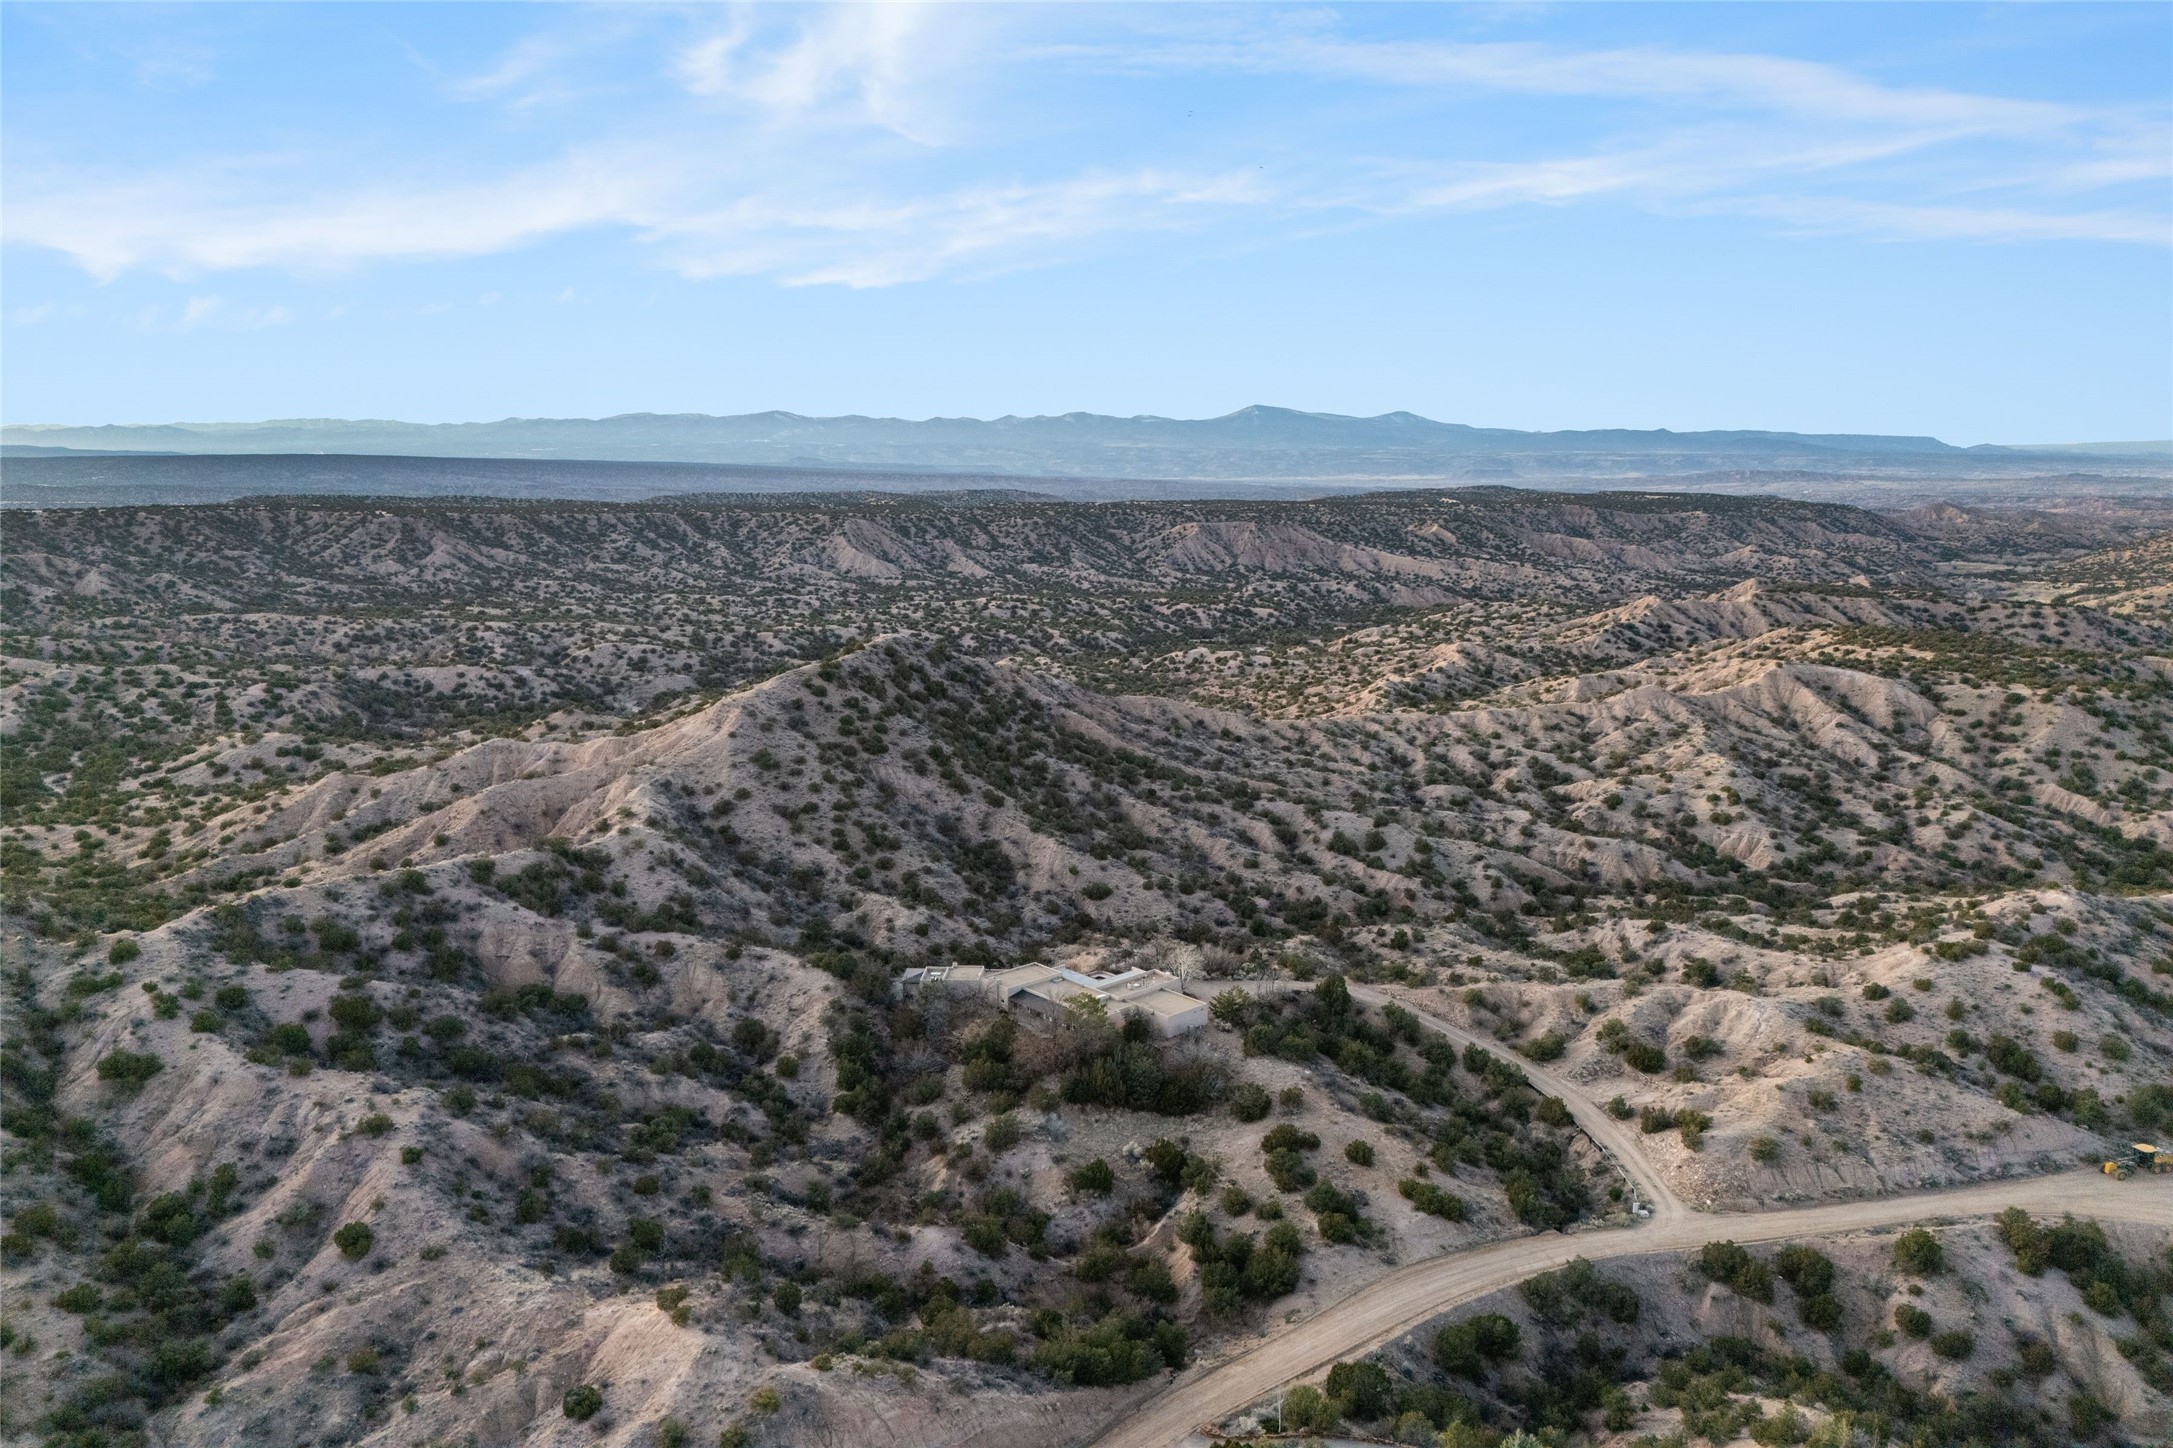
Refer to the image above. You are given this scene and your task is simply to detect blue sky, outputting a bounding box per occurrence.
[4,2,2168,442]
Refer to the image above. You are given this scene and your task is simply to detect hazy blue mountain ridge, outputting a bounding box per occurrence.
[11,404,2157,481]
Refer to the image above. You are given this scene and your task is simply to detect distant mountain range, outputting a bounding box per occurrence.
[7,407,2167,482]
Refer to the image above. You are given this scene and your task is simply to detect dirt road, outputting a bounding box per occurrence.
[1086,1170,2173,1448]
[1086,981,2168,1448]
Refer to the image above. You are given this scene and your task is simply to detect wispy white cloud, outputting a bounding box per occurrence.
[674,1,973,144]
[1745,195,2172,247]
[6,138,1271,291]
[130,295,295,334]
[4,5,2163,292]
[5,145,693,280]
[1074,19,2172,248]
[658,167,1276,287]
[446,31,584,105]
[1089,27,2090,139]
[166,294,294,331]
[126,39,216,91]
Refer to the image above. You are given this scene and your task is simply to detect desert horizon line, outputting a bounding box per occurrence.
[5,405,2167,454]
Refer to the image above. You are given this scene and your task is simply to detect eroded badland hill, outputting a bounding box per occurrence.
[3,486,2170,1448]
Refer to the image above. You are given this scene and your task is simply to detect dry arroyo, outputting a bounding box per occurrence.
[1085,1171,2173,1448]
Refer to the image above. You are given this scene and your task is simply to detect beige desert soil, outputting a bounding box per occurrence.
[1083,1170,2173,1448]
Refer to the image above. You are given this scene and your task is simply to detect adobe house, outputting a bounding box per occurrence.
[899,961,1208,1038]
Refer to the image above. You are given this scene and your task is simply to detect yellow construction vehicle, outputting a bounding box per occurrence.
[2102,1143,2168,1180]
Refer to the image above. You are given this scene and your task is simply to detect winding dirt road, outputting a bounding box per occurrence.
[1081,983,2173,1448]
[1088,1169,2173,1448]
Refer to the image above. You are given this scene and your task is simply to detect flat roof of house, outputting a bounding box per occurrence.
[1116,990,1206,1019]
[1020,978,1093,1003]
[917,963,987,983]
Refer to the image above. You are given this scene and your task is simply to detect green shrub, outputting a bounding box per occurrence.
[1398,1178,1466,1222]
[1263,1148,1314,1193]
[96,1050,163,1091]
[264,1022,313,1057]
[1344,1140,1374,1167]
[1892,1228,1944,1275]
[983,1114,1023,1153]
[1032,1312,1186,1386]
[1697,1241,1774,1303]
[1985,1034,2041,1081]
[1126,1255,1177,1304]
[562,1384,603,1420]
[332,1222,374,1260]
[963,1216,1007,1257]
[1930,1329,1975,1360]
[1519,1032,1566,1063]
[1279,1383,1338,1433]
[1324,1357,1395,1421]
[1773,1246,1836,1298]
[108,938,141,965]
[1069,1158,1116,1194]
[1433,1314,1520,1377]
[1769,1247,1841,1324]
[2063,1391,2113,1438]
[52,1283,102,1313]
[1797,1292,1843,1330]
[327,993,381,1032]
[1519,1258,1640,1327]
[1230,1083,1272,1122]
[1894,1303,1933,1338]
